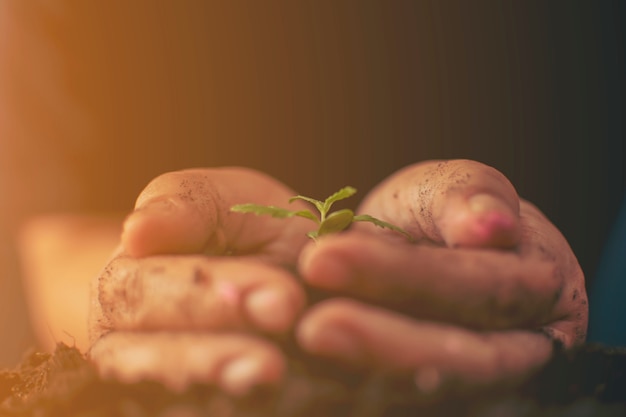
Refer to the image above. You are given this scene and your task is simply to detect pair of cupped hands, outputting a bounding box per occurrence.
[88,160,587,396]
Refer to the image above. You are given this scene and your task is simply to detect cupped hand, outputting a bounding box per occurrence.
[88,167,312,395]
[297,160,587,392]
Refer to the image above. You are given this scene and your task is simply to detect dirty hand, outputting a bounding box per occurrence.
[88,167,312,395]
[296,159,588,392]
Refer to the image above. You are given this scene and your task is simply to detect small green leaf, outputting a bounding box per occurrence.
[318,209,354,236]
[353,214,413,240]
[293,210,320,222]
[322,186,357,213]
[231,204,318,222]
[289,195,325,214]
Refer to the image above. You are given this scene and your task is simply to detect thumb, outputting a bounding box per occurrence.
[121,169,220,257]
[122,167,307,258]
[358,160,521,248]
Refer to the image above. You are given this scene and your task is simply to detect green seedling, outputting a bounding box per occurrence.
[230,186,412,241]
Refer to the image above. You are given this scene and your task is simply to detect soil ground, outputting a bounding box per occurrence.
[1,341,625,417]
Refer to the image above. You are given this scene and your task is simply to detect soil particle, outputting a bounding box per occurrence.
[193,267,211,286]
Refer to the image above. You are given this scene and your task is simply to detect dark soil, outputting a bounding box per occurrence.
[1,340,625,417]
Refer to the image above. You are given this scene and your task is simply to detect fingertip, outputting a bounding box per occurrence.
[441,193,521,249]
[245,283,305,333]
[296,299,361,359]
[298,237,353,289]
[295,302,327,353]
[220,352,285,396]
[121,197,208,257]
[296,240,317,277]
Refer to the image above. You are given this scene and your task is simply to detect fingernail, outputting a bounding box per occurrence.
[466,194,518,247]
[469,193,517,228]
[221,356,265,396]
[123,198,178,233]
[246,286,295,332]
[136,197,179,216]
[469,193,510,215]
[121,198,182,256]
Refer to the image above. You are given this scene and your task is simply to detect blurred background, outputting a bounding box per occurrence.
[0,1,623,366]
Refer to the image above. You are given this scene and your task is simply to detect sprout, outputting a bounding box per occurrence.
[231,186,412,241]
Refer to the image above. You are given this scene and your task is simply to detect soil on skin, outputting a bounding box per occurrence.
[0,341,625,417]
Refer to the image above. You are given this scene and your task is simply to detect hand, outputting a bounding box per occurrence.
[296,160,587,392]
[89,167,312,395]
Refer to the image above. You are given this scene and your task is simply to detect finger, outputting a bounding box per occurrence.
[90,255,305,340]
[121,167,311,262]
[516,200,588,346]
[299,233,561,330]
[297,299,553,391]
[90,331,285,396]
[357,159,521,248]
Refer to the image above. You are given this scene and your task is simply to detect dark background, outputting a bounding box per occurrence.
[0,0,623,365]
